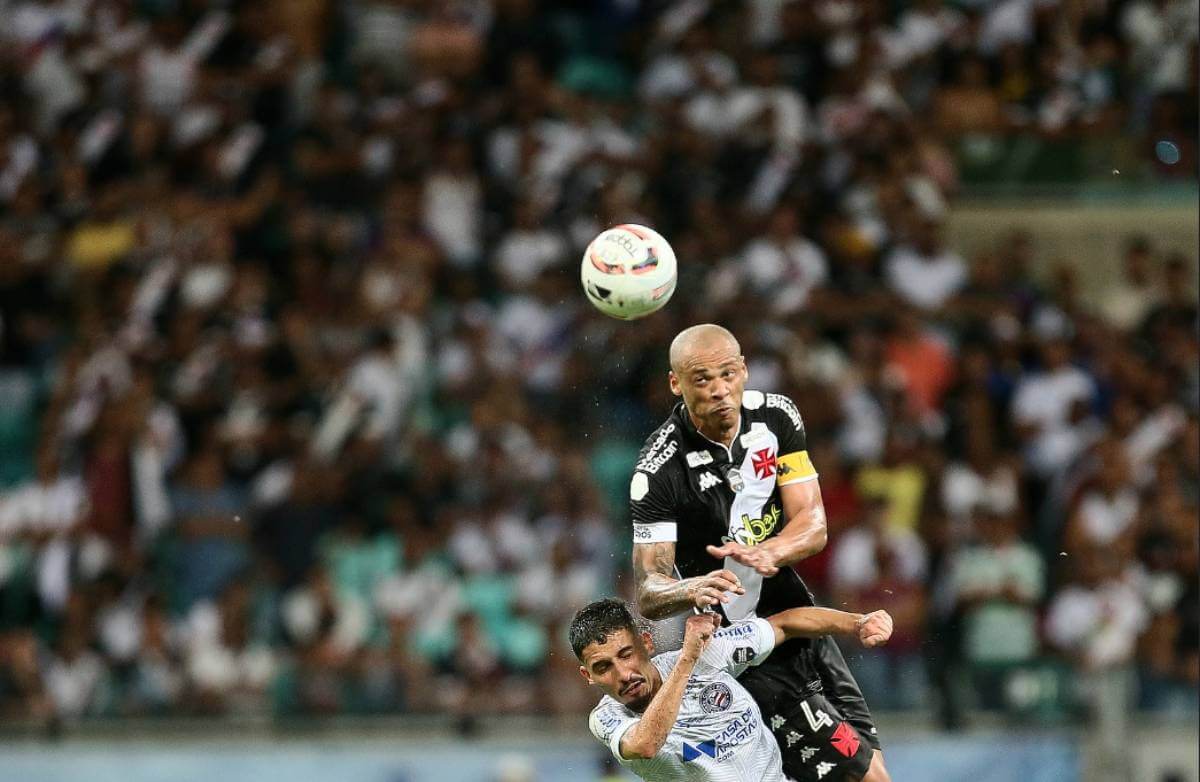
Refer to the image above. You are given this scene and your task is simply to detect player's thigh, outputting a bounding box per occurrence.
[768,692,873,782]
[812,636,881,749]
[851,750,890,782]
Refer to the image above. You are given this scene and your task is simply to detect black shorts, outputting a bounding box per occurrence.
[739,636,881,747]
[765,690,874,782]
[738,636,880,779]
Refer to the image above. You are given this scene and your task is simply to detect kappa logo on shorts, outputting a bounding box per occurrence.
[815,761,835,779]
[799,746,818,763]
[830,721,861,758]
[698,682,733,713]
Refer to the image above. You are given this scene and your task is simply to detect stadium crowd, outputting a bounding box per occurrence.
[0,0,1196,729]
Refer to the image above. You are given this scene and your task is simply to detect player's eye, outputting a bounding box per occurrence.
[722,369,735,378]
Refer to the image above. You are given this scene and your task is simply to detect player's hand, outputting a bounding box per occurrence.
[706,541,780,577]
[855,610,893,648]
[681,612,721,660]
[686,569,745,610]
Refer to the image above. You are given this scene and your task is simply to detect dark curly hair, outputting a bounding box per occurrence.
[569,598,641,660]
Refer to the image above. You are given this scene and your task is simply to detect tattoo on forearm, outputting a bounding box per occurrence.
[633,542,694,619]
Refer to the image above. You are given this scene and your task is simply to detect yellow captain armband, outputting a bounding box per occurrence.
[776,450,818,486]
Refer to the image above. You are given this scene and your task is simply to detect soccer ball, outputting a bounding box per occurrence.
[580,224,677,320]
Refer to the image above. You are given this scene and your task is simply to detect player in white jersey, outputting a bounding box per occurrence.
[571,597,893,782]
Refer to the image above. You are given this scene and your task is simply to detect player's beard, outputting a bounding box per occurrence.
[686,401,739,444]
[621,678,653,712]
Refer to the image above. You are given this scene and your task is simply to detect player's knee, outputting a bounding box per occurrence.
[856,750,891,782]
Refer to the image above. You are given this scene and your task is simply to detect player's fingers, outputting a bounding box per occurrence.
[704,569,744,590]
[865,619,892,641]
[705,575,745,594]
[713,568,741,585]
[706,544,732,559]
[739,553,776,577]
[698,587,732,605]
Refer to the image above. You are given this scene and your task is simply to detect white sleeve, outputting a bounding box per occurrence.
[703,618,777,677]
[589,703,641,764]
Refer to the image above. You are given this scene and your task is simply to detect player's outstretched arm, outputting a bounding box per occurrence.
[765,607,893,649]
[620,614,719,759]
[633,542,745,620]
[706,478,828,575]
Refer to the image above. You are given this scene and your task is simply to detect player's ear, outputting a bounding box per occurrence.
[668,371,682,397]
[578,665,594,685]
[640,630,656,656]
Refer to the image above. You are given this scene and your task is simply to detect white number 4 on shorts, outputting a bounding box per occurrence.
[800,701,834,733]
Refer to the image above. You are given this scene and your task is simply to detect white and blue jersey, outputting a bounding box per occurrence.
[588,618,784,782]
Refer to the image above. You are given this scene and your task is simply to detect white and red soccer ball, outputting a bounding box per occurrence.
[580,224,678,320]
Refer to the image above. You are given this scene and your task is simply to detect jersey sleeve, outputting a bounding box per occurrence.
[589,702,640,764]
[630,468,683,544]
[701,618,777,677]
[765,393,818,487]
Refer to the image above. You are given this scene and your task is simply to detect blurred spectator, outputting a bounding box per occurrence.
[948,509,1044,709]
[883,217,967,312]
[169,442,249,610]
[1011,336,1100,479]
[883,308,955,416]
[1099,236,1163,333]
[1046,546,1150,778]
[832,498,929,710]
[1064,440,1141,557]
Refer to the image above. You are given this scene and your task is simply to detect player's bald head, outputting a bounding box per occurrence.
[669,324,740,373]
